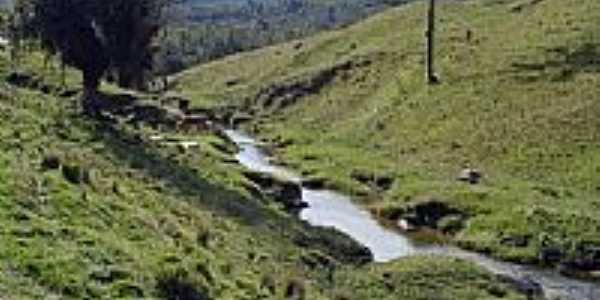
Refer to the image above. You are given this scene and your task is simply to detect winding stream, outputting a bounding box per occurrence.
[225,130,600,300]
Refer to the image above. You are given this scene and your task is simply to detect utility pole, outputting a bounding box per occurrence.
[425,0,439,84]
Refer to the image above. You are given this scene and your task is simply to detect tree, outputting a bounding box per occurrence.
[29,0,171,113]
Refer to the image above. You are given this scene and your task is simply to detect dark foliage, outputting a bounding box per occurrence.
[156,272,209,300]
[154,0,411,75]
[21,0,172,94]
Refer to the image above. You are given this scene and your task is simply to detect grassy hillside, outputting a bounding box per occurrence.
[177,0,600,271]
[0,33,527,299]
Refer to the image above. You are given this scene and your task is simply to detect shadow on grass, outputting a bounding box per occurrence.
[87,118,273,228]
[508,42,600,83]
[157,273,209,300]
[76,93,373,265]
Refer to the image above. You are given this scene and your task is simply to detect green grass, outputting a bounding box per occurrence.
[0,81,290,299]
[0,42,528,298]
[177,0,600,266]
[334,257,526,300]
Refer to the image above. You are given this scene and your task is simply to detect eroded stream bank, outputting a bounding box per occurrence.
[225,129,600,300]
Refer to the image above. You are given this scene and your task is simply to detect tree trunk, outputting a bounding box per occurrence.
[60,58,66,88]
[82,69,101,116]
[117,67,134,89]
[425,0,439,84]
[162,75,168,93]
[118,65,145,90]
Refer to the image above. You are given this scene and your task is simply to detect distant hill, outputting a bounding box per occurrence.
[156,0,411,74]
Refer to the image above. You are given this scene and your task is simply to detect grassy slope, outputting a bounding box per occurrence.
[0,37,525,299]
[177,0,600,265]
[0,51,316,299]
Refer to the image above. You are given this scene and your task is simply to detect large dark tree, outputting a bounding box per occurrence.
[29,0,170,112]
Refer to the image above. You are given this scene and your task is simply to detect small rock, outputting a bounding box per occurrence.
[62,164,83,185]
[225,78,240,87]
[285,279,305,300]
[41,155,61,171]
[457,168,483,184]
[560,257,600,273]
[501,235,530,248]
[230,113,253,127]
[450,141,462,150]
[156,275,209,300]
[276,180,306,210]
[178,115,212,132]
[177,141,200,152]
[301,177,326,189]
[498,275,544,299]
[178,99,190,113]
[243,171,307,211]
[112,182,122,195]
[411,200,464,228]
[397,218,417,232]
[58,89,79,98]
[375,176,394,191]
[5,71,37,88]
[539,247,564,265]
[40,84,53,94]
[149,135,164,142]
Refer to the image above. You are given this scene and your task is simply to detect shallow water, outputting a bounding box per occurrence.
[226,129,600,300]
[301,189,423,262]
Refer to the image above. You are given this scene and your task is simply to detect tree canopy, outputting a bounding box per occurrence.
[24,0,171,108]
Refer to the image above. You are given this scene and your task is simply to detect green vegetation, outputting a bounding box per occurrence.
[335,257,527,300]
[177,0,600,271]
[0,31,527,299]
[18,0,173,95]
[156,0,410,74]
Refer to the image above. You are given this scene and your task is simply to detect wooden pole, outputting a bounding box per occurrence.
[425,0,438,84]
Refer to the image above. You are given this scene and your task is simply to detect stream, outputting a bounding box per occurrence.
[225,129,600,300]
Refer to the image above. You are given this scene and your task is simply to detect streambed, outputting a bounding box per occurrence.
[225,129,600,300]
